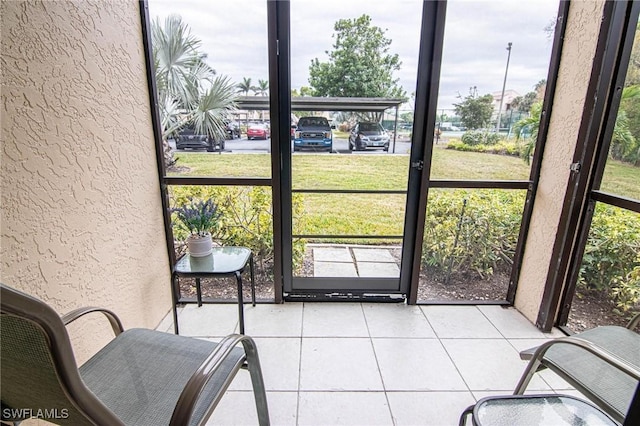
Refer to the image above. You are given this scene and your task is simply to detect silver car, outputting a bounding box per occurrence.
[348,122,390,151]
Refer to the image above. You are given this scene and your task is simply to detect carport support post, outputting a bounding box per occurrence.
[392,105,399,153]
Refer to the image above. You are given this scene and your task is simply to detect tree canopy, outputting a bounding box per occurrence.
[511,91,538,113]
[237,77,253,95]
[625,24,640,87]
[308,14,406,100]
[453,88,494,130]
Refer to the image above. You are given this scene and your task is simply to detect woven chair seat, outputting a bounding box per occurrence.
[542,326,640,421]
[80,329,245,425]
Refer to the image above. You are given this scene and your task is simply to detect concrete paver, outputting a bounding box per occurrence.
[314,261,358,277]
[352,248,397,263]
[313,247,353,262]
[357,261,400,277]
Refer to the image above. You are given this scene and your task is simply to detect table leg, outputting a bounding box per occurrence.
[171,274,180,335]
[235,271,245,334]
[195,277,202,307]
[250,254,256,307]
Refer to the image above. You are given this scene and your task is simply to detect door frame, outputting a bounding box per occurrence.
[269,1,449,300]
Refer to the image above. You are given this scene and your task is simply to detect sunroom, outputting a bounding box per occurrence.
[1,0,639,424]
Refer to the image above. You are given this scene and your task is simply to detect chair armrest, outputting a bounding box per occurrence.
[61,307,124,336]
[519,346,537,361]
[516,335,640,423]
[170,334,269,426]
[533,336,640,379]
[627,312,640,331]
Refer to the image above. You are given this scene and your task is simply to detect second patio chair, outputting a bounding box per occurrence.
[514,313,640,424]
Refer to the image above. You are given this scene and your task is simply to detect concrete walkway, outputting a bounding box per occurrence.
[311,244,401,277]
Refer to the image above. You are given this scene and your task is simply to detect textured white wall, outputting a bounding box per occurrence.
[515,0,606,323]
[1,0,172,362]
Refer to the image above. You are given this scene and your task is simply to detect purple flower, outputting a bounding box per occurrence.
[172,198,221,236]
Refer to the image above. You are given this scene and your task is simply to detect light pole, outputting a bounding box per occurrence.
[496,42,512,134]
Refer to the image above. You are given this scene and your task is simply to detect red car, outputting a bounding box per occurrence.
[247,124,270,140]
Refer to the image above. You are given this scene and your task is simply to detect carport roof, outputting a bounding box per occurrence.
[237,96,404,112]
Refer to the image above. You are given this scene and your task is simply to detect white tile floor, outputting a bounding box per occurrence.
[159,302,573,425]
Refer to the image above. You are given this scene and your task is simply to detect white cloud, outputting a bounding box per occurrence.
[149,0,558,110]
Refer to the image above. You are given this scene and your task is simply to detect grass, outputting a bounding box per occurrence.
[172,146,531,187]
[172,150,639,239]
[601,160,640,201]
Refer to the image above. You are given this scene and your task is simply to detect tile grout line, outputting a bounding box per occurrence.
[477,306,557,392]
[361,303,397,424]
[427,308,478,401]
[295,303,305,426]
[476,305,510,340]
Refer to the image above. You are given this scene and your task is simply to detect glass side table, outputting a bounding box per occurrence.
[172,246,255,335]
[461,394,618,426]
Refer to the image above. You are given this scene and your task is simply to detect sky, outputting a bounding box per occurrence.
[149,0,558,111]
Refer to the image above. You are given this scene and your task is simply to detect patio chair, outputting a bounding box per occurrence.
[460,314,640,425]
[0,283,270,425]
[514,313,640,424]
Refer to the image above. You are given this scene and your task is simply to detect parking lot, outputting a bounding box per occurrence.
[168,131,466,155]
[170,135,415,154]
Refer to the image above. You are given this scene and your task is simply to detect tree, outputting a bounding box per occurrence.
[511,91,538,113]
[610,110,637,163]
[255,79,269,96]
[237,77,253,96]
[400,112,414,123]
[534,79,547,101]
[625,24,640,86]
[308,14,406,121]
[453,87,494,130]
[513,101,543,164]
[152,15,237,167]
[615,85,640,165]
[300,86,313,97]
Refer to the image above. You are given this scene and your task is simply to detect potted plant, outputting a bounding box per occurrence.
[172,198,222,257]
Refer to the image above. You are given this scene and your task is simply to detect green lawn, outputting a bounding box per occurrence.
[173,147,531,187]
[172,150,639,238]
[601,160,640,201]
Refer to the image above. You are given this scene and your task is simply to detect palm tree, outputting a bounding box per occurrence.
[152,15,237,167]
[254,79,269,120]
[513,102,542,164]
[237,77,253,96]
[255,79,269,96]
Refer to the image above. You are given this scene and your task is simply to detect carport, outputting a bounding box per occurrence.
[237,96,406,152]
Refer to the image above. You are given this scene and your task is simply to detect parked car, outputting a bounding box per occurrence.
[176,126,224,152]
[438,122,461,132]
[293,117,333,152]
[348,122,390,151]
[226,121,241,139]
[247,123,270,140]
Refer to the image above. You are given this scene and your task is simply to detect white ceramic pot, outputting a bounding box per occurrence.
[187,233,213,257]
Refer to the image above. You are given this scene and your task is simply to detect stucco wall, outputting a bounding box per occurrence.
[515,0,605,322]
[1,0,172,363]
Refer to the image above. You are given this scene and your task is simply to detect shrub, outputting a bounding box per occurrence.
[461,130,501,146]
[170,186,306,275]
[610,262,640,315]
[447,140,522,157]
[578,204,640,312]
[421,190,525,278]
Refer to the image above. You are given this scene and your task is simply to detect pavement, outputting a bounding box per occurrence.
[310,244,401,277]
